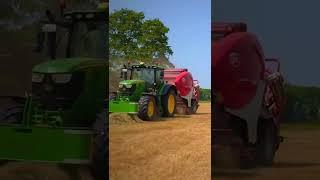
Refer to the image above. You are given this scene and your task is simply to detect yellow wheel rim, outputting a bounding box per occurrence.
[147,99,155,117]
[168,94,175,114]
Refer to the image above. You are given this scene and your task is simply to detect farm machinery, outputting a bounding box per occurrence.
[109,62,178,121]
[109,63,201,120]
[212,22,286,169]
[0,1,107,180]
[164,68,200,114]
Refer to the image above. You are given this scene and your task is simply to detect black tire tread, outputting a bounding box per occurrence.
[91,110,107,180]
[138,96,156,121]
[162,89,176,117]
[256,120,276,166]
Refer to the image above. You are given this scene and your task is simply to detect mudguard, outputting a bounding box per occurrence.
[161,84,177,96]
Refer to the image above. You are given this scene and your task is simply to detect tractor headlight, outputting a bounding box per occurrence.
[52,74,72,84]
[119,84,124,88]
[125,84,133,88]
[32,73,45,83]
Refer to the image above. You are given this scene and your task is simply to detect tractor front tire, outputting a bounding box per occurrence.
[256,120,277,166]
[91,110,107,180]
[109,93,117,101]
[138,96,157,121]
[162,89,176,117]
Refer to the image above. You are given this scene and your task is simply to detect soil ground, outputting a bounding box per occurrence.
[0,163,94,180]
[109,102,211,180]
[214,125,320,180]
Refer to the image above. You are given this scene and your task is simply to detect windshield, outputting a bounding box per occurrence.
[131,68,154,84]
[70,20,107,58]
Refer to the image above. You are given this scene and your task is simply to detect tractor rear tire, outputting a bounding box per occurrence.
[138,96,157,121]
[91,110,107,180]
[256,120,277,166]
[162,89,176,117]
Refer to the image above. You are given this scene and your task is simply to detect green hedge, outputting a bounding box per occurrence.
[200,88,211,101]
[282,84,320,122]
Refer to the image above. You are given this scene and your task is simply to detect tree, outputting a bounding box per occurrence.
[109,8,173,61]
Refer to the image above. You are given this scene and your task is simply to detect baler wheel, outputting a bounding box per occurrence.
[138,95,157,121]
[190,100,198,114]
[162,89,176,117]
[91,110,107,180]
[256,120,276,166]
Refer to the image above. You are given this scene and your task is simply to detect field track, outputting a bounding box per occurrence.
[109,102,211,180]
[214,125,320,180]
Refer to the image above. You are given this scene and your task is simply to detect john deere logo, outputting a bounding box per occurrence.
[229,52,240,68]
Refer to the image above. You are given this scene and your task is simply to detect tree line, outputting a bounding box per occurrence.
[282,84,320,123]
[200,88,211,101]
[109,8,173,61]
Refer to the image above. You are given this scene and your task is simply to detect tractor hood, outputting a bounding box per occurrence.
[119,80,145,86]
[118,79,146,102]
[32,58,106,73]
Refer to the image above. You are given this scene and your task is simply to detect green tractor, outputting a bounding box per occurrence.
[109,62,177,121]
[0,2,107,180]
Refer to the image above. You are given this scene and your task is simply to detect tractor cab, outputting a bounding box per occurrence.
[36,7,107,59]
[116,62,165,102]
[129,63,164,88]
[31,5,108,126]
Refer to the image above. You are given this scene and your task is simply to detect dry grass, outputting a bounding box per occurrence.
[109,113,143,125]
[213,126,320,180]
[109,103,211,180]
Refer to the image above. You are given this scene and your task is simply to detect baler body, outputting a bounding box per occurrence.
[212,22,285,168]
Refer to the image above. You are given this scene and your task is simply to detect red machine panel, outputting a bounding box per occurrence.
[164,69,194,96]
[213,23,265,109]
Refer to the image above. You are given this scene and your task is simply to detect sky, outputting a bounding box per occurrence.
[110,0,211,88]
[214,1,320,87]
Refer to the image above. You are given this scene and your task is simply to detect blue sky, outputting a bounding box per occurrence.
[214,1,320,86]
[110,0,211,88]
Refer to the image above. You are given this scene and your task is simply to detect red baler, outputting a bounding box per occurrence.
[164,68,200,114]
[212,22,285,168]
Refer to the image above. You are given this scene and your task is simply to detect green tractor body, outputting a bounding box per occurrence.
[0,59,106,163]
[0,3,108,179]
[109,63,177,120]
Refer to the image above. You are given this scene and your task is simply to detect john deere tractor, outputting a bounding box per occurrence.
[109,62,177,121]
[0,2,107,180]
